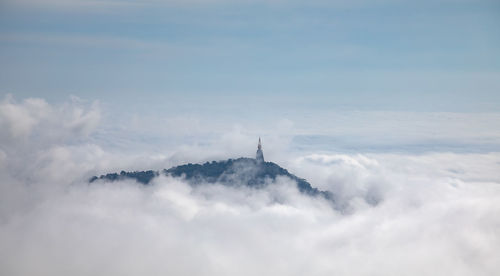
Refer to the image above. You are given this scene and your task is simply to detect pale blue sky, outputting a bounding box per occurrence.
[1,0,499,111]
[1,0,500,153]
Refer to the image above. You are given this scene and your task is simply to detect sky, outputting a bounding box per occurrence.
[1,0,500,111]
[1,0,500,153]
[1,1,500,275]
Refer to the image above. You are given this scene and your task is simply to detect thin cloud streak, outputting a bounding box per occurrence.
[0,33,170,51]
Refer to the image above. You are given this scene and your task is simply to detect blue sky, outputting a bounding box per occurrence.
[1,0,500,153]
[1,0,499,109]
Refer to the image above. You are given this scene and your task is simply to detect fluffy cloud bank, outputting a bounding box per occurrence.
[0,97,499,276]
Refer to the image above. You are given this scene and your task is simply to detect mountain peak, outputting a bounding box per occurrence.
[91,158,335,202]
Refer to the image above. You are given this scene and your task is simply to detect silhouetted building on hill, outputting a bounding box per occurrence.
[256,137,264,163]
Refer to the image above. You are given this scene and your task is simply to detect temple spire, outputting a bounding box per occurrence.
[256,137,264,163]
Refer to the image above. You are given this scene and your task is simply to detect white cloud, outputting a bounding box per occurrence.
[0,96,499,275]
[0,95,100,144]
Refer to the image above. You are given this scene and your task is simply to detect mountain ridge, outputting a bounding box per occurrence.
[90,157,335,201]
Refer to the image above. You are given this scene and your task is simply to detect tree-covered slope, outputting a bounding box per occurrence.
[90,158,334,200]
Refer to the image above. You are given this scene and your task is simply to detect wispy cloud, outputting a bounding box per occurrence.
[0,32,168,50]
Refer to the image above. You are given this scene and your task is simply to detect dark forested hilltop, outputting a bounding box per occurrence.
[90,157,334,200]
[91,139,336,202]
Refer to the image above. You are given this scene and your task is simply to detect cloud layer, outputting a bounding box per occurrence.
[1,97,499,276]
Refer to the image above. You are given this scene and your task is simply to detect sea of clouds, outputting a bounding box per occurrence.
[1,96,499,276]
